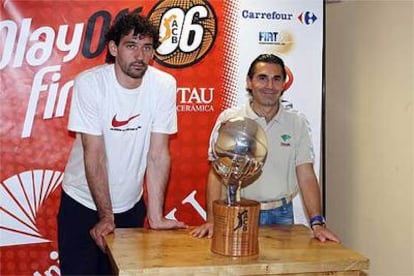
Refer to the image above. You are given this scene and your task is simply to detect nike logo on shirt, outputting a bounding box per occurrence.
[111,114,140,127]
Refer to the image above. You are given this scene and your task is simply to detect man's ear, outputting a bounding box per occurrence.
[246,76,252,90]
[108,41,118,57]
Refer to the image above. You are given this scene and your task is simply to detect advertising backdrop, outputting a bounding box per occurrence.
[0,0,323,274]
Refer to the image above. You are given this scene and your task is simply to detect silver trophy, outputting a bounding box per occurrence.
[211,117,268,205]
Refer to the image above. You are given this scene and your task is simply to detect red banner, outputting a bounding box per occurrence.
[1,1,231,274]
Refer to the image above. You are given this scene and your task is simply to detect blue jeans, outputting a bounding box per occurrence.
[259,199,294,225]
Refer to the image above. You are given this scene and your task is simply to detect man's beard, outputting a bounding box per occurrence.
[125,62,148,79]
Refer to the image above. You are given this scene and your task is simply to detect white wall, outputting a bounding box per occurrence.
[325,1,413,275]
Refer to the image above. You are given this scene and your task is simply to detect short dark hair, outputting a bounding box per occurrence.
[247,54,287,80]
[105,13,160,63]
[246,54,287,95]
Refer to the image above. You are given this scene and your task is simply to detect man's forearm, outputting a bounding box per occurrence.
[82,134,113,220]
[296,163,322,218]
[85,161,112,219]
[146,133,172,225]
[146,152,170,223]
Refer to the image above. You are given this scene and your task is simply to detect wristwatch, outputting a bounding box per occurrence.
[309,215,326,229]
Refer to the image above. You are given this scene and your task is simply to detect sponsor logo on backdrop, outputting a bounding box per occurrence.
[258,30,295,53]
[297,11,318,25]
[0,170,63,247]
[241,10,293,20]
[258,31,279,44]
[176,87,214,112]
[258,31,295,54]
[148,0,217,68]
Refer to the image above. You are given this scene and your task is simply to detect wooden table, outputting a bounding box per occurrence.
[105,225,369,275]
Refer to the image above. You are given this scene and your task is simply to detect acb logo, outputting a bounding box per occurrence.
[148,0,217,68]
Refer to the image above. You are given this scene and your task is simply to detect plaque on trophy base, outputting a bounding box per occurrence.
[211,199,260,256]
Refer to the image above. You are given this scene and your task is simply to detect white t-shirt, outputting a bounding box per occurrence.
[208,103,315,202]
[63,64,177,213]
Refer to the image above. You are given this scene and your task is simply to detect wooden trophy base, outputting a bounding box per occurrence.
[211,198,260,256]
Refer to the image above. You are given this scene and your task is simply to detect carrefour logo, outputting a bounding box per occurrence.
[148,0,217,68]
[298,11,318,25]
[241,10,293,20]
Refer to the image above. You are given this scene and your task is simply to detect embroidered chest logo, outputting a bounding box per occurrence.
[111,114,140,127]
[280,134,291,146]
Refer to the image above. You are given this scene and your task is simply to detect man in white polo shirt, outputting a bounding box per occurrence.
[191,54,339,243]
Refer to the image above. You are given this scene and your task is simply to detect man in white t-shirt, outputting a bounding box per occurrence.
[58,13,186,275]
[190,54,340,243]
